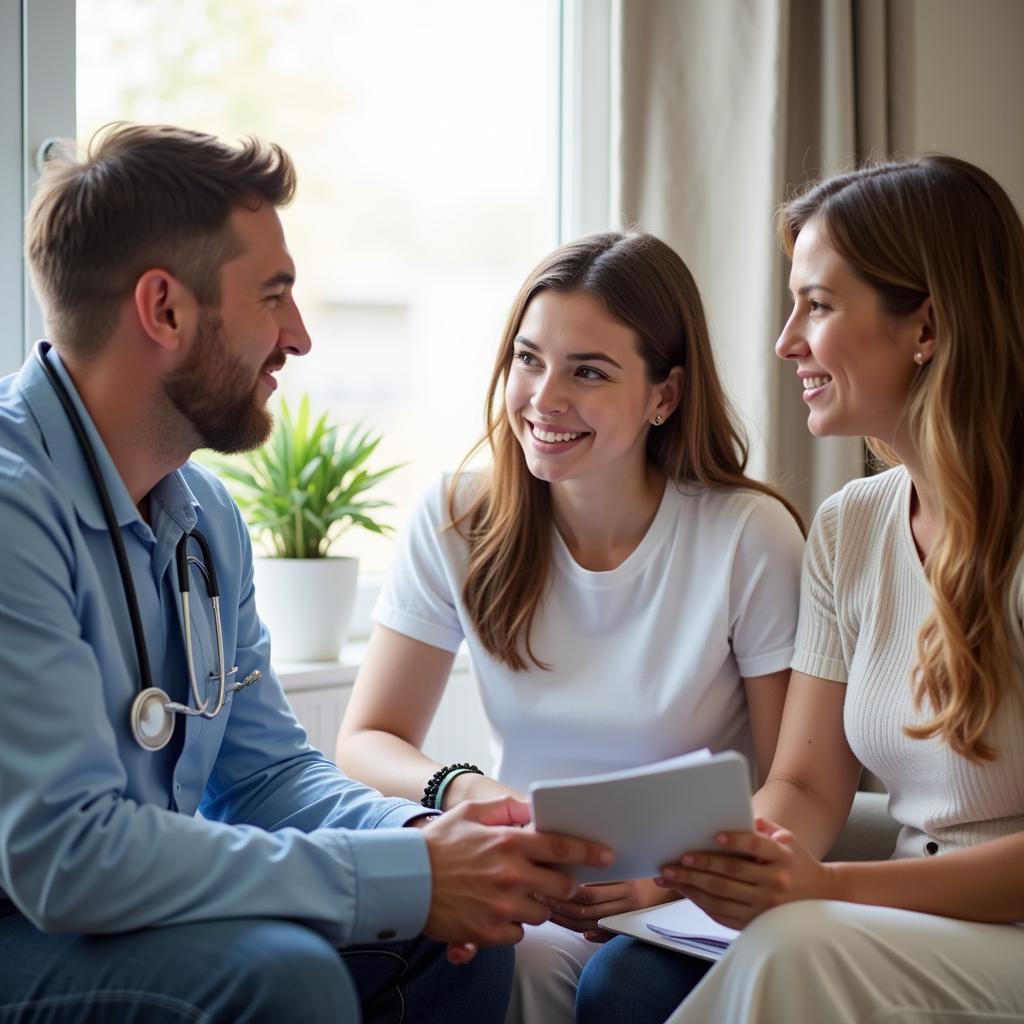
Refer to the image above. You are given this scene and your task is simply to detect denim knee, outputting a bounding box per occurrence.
[214,920,359,1023]
[576,936,711,1024]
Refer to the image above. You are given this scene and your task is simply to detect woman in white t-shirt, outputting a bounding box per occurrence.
[577,157,1024,1023]
[336,231,805,1024]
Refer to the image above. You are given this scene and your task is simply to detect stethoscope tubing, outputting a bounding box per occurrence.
[170,530,226,717]
[33,342,230,750]
[35,343,157,693]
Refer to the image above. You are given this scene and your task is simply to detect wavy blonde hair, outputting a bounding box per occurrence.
[450,232,804,671]
[778,156,1024,761]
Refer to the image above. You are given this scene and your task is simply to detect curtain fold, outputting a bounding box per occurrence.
[614,0,902,519]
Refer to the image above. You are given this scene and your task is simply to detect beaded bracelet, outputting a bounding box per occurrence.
[434,768,479,811]
[421,762,484,809]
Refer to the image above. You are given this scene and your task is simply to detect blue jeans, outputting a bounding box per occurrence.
[0,906,512,1022]
[575,936,712,1024]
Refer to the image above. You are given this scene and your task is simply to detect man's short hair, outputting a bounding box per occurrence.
[26,123,296,358]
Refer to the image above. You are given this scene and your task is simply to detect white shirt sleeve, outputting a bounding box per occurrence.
[728,495,806,678]
[372,474,468,653]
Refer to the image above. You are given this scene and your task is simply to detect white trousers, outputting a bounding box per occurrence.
[665,900,1024,1024]
[505,921,600,1024]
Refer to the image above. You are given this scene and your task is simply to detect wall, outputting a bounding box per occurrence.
[893,0,1024,211]
[286,659,495,775]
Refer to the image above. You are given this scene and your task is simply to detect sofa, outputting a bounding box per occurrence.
[825,790,900,862]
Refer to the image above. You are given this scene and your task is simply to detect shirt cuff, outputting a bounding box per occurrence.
[735,644,795,678]
[375,799,437,830]
[372,600,464,654]
[792,648,848,683]
[345,827,434,944]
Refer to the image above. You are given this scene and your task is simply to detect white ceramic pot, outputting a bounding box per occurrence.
[253,556,359,663]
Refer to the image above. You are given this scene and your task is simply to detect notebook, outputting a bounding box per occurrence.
[599,898,739,962]
[529,748,752,884]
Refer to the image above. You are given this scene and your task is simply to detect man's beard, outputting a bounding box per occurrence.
[163,309,282,454]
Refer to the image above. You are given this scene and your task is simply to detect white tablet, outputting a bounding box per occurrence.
[529,748,753,884]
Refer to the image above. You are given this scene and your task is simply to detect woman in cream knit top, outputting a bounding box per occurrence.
[576,155,1024,1024]
[795,466,1024,860]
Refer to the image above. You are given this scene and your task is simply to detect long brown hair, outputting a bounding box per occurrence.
[778,156,1024,761]
[451,232,804,670]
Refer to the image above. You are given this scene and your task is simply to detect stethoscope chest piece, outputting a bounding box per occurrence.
[130,687,175,751]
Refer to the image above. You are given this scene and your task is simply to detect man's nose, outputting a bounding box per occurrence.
[277,294,311,356]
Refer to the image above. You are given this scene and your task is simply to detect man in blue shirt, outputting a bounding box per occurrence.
[0,124,611,1022]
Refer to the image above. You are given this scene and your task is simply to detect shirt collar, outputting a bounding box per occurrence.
[151,469,200,537]
[19,342,198,535]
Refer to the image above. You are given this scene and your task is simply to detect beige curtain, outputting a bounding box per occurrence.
[614,0,909,520]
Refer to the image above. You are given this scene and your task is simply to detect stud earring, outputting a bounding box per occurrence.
[653,415,664,426]
[914,352,925,365]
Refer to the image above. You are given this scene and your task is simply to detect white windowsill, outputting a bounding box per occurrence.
[276,643,470,692]
[275,644,367,692]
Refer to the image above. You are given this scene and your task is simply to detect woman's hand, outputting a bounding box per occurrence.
[441,771,527,810]
[544,877,674,942]
[655,817,840,929]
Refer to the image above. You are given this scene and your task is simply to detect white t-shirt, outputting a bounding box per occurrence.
[374,474,804,790]
[793,466,1024,858]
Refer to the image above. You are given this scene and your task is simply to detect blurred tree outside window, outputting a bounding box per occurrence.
[77,0,557,571]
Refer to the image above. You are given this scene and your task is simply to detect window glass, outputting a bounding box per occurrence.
[77,0,557,570]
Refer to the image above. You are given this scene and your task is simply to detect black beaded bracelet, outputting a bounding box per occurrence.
[421,762,484,809]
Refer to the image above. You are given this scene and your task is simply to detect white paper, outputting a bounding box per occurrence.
[644,899,739,946]
[530,748,753,884]
[599,898,739,962]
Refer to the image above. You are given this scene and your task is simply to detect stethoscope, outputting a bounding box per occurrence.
[35,342,260,752]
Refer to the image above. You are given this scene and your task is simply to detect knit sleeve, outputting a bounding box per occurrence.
[792,489,849,682]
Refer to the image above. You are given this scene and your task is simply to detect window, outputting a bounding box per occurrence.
[8,0,612,581]
[73,0,559,571]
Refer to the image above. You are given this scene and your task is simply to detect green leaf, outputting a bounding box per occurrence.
[204,399,405,558]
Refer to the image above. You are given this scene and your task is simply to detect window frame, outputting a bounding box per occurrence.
[0,3,26,374]
[1,0,76,375]
[557,0,613,241]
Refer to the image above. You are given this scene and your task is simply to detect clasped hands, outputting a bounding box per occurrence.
[543,877,673,942]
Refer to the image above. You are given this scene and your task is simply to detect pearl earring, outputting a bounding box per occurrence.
[653,415,664,426]
[914,352,925,365]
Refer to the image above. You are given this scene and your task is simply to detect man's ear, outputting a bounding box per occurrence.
[133,269,198,352]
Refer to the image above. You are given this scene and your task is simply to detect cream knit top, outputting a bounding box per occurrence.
[793,466,1024,859]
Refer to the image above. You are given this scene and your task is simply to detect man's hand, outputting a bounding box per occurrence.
[421,796,614,955]
[544,877,674,942]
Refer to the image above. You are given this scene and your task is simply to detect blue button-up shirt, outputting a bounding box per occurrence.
[0,346,432,945]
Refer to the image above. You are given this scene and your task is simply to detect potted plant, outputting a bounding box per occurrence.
[212,396,402,662]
